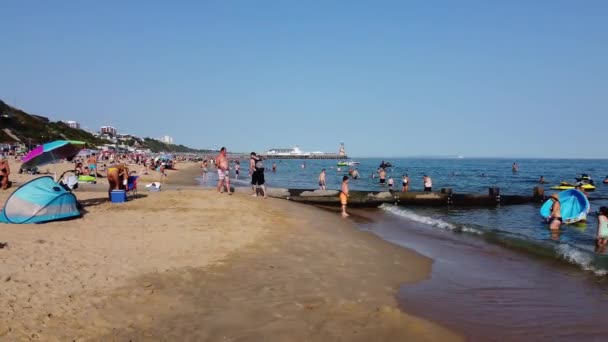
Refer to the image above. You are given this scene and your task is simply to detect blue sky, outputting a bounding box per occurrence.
[0,1,606,158]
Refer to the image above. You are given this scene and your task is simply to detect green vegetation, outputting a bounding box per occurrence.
[0,100,108,147]
[0,100,212,153]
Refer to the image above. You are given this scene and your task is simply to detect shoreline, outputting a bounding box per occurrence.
[0,164,462,340]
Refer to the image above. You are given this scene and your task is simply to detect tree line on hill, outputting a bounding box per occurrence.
[0,100,209,153]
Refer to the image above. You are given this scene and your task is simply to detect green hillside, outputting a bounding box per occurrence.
[0,100,107,146]
[0,100,210,153]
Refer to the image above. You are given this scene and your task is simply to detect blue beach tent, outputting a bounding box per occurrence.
[540,189,590,224]
[0,176,80,224]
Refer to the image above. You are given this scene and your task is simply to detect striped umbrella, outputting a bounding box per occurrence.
[21,140,86,169]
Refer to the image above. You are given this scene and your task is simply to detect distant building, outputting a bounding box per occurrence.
[160,135,173,144]
[100,126,118,136]
[64,120,80,129]
[338,142,346,157]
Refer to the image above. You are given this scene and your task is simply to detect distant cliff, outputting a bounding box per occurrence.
[0,100,208,153]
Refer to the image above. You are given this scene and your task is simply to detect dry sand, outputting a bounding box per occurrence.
[0,161,462,341]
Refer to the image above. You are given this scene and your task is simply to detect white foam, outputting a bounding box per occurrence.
[379,204,483,235]
[555,244,608,276]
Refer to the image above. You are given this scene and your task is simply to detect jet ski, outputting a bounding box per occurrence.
[551,182,596,192]
[337,161,360,167]
[379,161,392,168]
[575,174,594,185]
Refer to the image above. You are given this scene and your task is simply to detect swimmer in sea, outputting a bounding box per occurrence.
[512,162,518,173]
[539,175,546,184]
[318,169,326,190]
[402,174,409,192]
[387,177,394,189]
[379,168,386,185]
[272,163,277,172]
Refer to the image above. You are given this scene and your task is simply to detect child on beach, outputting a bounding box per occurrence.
[340,176,349,218]
[596,207,608,251]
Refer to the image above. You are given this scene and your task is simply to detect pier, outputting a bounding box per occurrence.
[261,187,554,208]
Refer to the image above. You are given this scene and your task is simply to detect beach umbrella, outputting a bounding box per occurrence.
[21,140,86,169]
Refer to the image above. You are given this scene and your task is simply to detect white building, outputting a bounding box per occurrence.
[100,126,118,136]
[64,120,80,129]
[160,135,174,144]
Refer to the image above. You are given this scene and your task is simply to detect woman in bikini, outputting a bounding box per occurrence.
[107,164,129,197]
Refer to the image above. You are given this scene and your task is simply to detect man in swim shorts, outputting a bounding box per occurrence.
[249,152,267,198]
[87,153,98,178]
[216,147,231,194]
[379,168,386,184]
[340,175,349,218]
[318,169,326,190]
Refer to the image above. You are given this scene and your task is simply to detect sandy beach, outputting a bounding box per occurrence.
[0,160,461,341]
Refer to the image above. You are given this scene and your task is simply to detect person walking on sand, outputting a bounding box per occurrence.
[216,147,231,194]
[402,174,410,192]
[548,193,562,230]
[340,175,349,218]
[318,169,327,190]
[423,175,432,192]
[249,152,267,198]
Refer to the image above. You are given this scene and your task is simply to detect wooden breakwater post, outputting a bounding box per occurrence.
[271,187,548,208]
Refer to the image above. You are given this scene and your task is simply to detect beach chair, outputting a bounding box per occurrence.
[127,175,138,197]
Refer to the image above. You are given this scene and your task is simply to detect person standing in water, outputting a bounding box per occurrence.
[548,193,562,230]
[352,168,359,180]
[249,152,267,198]
[387,177,394,189]
[340,175,349,218]
[216,147,231,194]
[423,175,432,192]
[234,160,240,179]
[318,169,327,190]
[512,163,518,172]
[596,207,608,252]
[272,163,277,172]
[402,174,409,192]
[379,168,386,185]
[201,159,209,182]
[539,175,546,184]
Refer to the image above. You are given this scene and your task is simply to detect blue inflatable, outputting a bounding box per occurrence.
[540,189,590,224]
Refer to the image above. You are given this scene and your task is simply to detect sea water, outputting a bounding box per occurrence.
[206,157,608,274]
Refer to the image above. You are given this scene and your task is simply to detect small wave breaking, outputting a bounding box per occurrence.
[379,204,608,276]
[379,204,483,235]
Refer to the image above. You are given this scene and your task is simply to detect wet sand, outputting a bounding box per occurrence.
[353,208,608,341]
[0,162,461,341]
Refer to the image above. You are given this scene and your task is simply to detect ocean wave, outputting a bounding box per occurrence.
[379,204,483,235]
[555,244,608,276]
[379,204,608,276]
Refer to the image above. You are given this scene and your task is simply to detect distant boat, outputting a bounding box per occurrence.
[337,160,360,166]
[540,189,590,224]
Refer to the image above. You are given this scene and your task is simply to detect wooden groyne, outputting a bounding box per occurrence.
[264,187,552,208]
